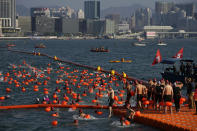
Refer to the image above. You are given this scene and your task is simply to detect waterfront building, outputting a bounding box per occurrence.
[105,14,120,33]
[18,16,32,36]
[0,0,16,29]
[31,8,51,33]
[0,20,3,36]
[84,1,100,19]
[61,18,79,34]
[34,16,58,36]
[117,21,130,34]
[86,19,114,35]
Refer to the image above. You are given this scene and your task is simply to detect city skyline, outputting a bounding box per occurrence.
[16,0,197,10]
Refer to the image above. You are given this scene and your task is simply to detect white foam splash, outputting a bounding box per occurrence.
[72,115,97,120]
[111,121,131,128]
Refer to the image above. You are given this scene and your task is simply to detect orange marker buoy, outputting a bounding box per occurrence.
[82,93,87,97]
[44,90,49,95]
[43,101,47,104]
[166,102,172,107]
[0,96,5,100]
[114,96,119,101]
[85,114,91,119]
[135,111,141,117]
[92,99,97,103]
[52,113,58,117]
[124,120,131,125]
[6,88,11,93]
[53,100,57,104]
[34,88,39,92]
[45,107,51,112]
[61,101,67,105]
[119,94,124,97]
[72,106,77,110]
[51,120,58,126]
[21,87,26,92]
[143,100,150,105]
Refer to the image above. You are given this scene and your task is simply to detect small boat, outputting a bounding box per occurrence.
[133,42,146,47]
[35,43,46,48]
[109,58,132,63]
[90,47,109,52]
[157,41,167,46]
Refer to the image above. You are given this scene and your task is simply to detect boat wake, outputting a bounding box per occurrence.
[72,115,98,120]
[111,121,132,128]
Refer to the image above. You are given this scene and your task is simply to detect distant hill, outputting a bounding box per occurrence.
[16,5,30,16]
[101,4,147,18]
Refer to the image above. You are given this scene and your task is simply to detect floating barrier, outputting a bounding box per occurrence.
[7,49,148,85]
[113,107,197,131]
[0,104,124,110]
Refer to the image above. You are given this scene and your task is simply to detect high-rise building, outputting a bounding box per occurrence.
[155,1,174,14]
[84,1,100,19]
[105,14,120,33]
[134,8,152,31]
[77,9,85,19]
[176,3,195,17]
[31,8,51,32]
[0,0,16,28]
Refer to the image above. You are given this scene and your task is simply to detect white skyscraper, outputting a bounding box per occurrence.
[77,9,84,19]
[0,0,16,28]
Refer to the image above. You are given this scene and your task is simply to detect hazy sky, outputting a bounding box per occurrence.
[16,0,196,9]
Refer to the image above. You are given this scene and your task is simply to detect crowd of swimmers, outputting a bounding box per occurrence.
[116,77,197,116]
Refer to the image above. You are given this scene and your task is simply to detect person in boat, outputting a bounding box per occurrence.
[173,81,183,112]
[100,47,104,51]
[108,85,114,118]
[185,77,195,109]
[121,58,125,62]
[180,62,185,76]
[162,80,173,114]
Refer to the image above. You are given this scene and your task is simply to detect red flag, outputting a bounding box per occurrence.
[152,49,162,66]
[172,48,183,59]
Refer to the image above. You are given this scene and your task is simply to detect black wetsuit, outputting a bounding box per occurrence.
[108,90,114,107]
[155,85,163,103]
[173,86,181,112]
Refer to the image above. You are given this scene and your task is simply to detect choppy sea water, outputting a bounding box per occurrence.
[0,39,196,131]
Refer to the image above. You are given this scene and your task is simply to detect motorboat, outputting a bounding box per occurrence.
[133,42,146,47]
[35,43,46,48]
[157,41,167,46]
[90,47,109,52]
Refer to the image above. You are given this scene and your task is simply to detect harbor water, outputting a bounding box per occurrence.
[0,39,197,131]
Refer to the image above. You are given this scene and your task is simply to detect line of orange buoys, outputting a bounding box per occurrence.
[0,50,138,127]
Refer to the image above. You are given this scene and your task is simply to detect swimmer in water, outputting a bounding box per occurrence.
[79,109,86,118]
